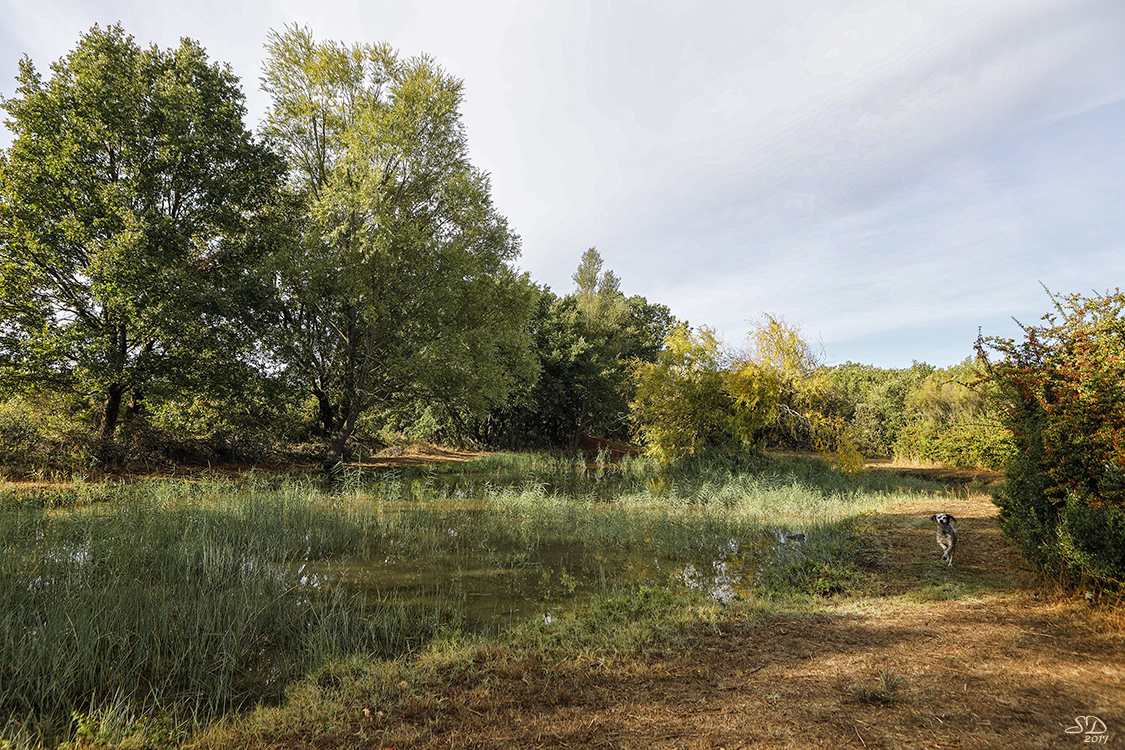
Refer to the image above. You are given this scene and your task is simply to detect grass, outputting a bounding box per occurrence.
[847,658,905,705]
[0,451,952,748]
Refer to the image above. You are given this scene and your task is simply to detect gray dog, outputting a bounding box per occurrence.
[930,513,957,566]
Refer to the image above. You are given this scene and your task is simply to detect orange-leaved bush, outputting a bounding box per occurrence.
[979,289,1125,589]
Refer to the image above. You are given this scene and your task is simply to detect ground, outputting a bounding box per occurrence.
[207,457,1122,750]
[19,448,1115,749]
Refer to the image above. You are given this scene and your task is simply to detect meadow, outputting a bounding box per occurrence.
[0,452,975,747]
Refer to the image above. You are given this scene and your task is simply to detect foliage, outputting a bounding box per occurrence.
[0,25,285,443]
[893,418,1013,469]
[260,25,535,469]
[475,250,675,449]
[827,359,1013,469]
[827,362,935,456]
[733,315,864,472]
[631,316,862,470]
[629,324,743,462]
[0,392,95,472]
[980,288,1125,588]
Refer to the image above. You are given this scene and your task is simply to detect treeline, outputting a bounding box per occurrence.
[2,25,1123,589]
[627,316,1013,472]
[0,24,1008,473]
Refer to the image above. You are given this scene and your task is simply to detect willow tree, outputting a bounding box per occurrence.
[0,25,284,441]
[261,26,535,469]
[631,316,863,471]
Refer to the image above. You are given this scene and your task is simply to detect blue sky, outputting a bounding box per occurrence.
[2,0,1122,368]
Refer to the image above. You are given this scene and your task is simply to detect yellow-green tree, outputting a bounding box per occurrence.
[629,325,744,463]
[735,315,863,472]
[630,315,862,471]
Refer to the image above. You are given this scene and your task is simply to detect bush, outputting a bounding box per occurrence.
[893,419,1014,469]
[981,289,1125,590]
[0,393,96,472]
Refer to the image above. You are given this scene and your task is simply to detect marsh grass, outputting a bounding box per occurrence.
[0,483,461,744]
[1,452,948,747]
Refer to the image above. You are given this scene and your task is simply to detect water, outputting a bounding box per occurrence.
[289,522,810,628]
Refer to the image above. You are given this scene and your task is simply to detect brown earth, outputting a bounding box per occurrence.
[262,492,1123,750]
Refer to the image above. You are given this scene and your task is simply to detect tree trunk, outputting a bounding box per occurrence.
[124,386,145,424]
[322,401,362,475]
[312,386,336,437]
[100,383,126,441]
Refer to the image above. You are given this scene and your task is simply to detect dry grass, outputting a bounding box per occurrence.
[190,491,1125,750]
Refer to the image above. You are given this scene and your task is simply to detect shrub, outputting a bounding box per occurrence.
[0,392,95,471]
[980,289,1125,590]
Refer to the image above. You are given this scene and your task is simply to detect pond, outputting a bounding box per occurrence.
[289,512,816,629]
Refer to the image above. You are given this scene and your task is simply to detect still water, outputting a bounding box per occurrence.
[290,520,809,628]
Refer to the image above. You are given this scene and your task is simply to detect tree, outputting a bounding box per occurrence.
[892,359,1012,469]
[572,247,627,332]
[631,315,862,470]
[261,26,535,470]
[474,248,675,450]
[827,361,935,456]
[732,315,857,461]
[629,324,742,462]
[0,25,285,442]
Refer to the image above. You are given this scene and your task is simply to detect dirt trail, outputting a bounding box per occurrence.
[347,494,1124,750]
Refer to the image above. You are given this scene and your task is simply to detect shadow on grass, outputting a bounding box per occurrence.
[853,493,1025,601]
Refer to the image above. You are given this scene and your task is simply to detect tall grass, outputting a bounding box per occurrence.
[0,452,946,746]
[0,482,460,743]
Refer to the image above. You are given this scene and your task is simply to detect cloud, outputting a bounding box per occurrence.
[1,0,1122,367]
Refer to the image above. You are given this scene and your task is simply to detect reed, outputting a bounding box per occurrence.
[0,483,460,744]
[0,452,945,746]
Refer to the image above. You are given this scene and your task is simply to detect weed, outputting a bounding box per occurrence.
[848,659,904,705]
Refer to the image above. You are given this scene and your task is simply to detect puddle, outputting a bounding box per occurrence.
[289,527,810,628]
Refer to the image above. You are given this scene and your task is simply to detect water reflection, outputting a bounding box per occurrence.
[289,528,803,628]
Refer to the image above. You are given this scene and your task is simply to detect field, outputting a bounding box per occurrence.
[1,451,1122,749]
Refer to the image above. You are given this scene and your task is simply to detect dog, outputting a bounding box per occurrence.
[930,513,957,566]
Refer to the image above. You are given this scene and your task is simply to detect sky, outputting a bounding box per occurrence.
[1,0,1122,368]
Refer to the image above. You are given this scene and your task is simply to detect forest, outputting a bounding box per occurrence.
[2,24,1124,749]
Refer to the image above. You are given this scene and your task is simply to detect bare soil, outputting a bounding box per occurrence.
[275,493,1124,750]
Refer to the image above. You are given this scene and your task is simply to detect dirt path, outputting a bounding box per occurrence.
[348,494,1124,750]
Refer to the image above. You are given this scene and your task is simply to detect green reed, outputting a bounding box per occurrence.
[0,452,946,746]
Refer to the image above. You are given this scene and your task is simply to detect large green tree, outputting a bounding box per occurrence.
[477,249,675,449]
[0,25,285,441]
[261,26,535,470]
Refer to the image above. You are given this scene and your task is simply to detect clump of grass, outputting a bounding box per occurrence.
[848,659,905,704]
